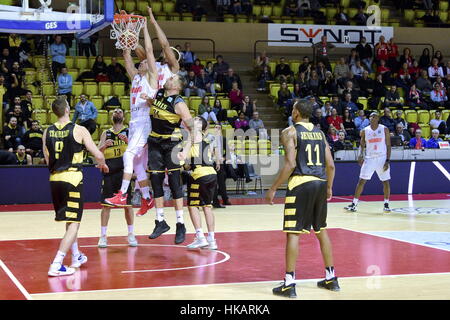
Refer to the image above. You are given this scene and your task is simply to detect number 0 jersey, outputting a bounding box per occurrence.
[103,127,129,174]
[291,122,327,180]
[46,122,83,173]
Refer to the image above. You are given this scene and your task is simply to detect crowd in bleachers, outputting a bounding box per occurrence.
[257,35,450,153]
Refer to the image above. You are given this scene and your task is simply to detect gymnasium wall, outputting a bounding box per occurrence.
[99,22,450,58]
[0,160,448,205]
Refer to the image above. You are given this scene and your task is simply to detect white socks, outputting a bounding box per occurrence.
[141,186,150,200]
[127,225,134,234]
[156,208,165,222]
[52,250,66,265]
[207,232,215,241]
[120,180,131,194]
[325,266,335,280]
[176,210,184,224]
[285,272,295,286]
[384,199,389,204]
[352,198,359,205]
[101,226,107,237]
[196,228,205,239]
[71,242,80,256]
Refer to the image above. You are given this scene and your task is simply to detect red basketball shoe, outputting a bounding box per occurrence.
[136,196,155,217]
[105,191,128,207]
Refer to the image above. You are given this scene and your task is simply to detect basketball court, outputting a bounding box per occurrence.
[1,194,449,300]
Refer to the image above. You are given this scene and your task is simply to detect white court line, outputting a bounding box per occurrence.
[30,271,450,297]
[433,161,450,181]
[408,161,416,195]
[339,227,450,252]
[0,259,33,300]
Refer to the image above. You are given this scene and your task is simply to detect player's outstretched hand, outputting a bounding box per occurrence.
[148,7,156,24]
[96,163,109,174]
[265,188,275,205]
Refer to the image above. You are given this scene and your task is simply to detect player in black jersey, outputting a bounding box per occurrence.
[147,75,193,244]
[43,96,108,277]
[178,117,219,250]
[266,99,339,298]
[98,108,138,248]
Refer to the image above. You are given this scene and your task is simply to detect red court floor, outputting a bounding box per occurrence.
[1,228,450,300]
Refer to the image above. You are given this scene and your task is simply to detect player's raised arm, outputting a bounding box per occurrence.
[148,7,179,74]
[123,48,138,79]
[143,18,158,90]
[266,126,297,204]
[175,99,194,132]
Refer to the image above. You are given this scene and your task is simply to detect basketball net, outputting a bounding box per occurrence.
[111,11,146,50]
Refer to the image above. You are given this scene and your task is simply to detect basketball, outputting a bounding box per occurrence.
[118,30,138,50]
[135,45,146,61]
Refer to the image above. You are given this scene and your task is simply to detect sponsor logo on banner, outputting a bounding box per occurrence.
[391,207,450,215]
[267,24,394,48]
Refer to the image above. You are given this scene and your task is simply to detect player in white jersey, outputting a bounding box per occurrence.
[345,112,392,213]
[105,20,158,216]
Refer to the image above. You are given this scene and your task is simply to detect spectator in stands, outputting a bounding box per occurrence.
[334,57,350,82]
[76,35,91,58]
[386,38,399,72]
[313,35,335,71]
[307,70,320,95]
[3,117,23,152]
[285,0,301,16]
[335,6,350,25]
[277,81,291,112]
[351,60,365,79]
[409,61,421,81]
[430,82,449,109]
[225,143,252,183]
[321,101,333,117]
[347,49,359,69]
[234,111,249,131]
[257,65,273,92]
[355,37,373,73]
[240,0,252,15]
[333,130,353,152]
[399,48,415,70]
[212,98,228,123]
[198,96,219,124]
[444,61,450,77]
[0,149,17,165]
[249,111,268,139]
[14,144,32,165]
[107,57,126,77]
[6,102,27,134]
[1,48,14,72]
[342,108,357,140]
[193,4,207,20]
[419,48,431,69]
[292,82,304,101]
[396,62,413,90]
[213,55,230,84]
[184,70,206,98]
[311,108,329,133]
[191,59,204,77]
[380,108,396,133]
[383,85,403,110]
[320,71,338,96]
[229,81,245,111]
[354,109,370,133]
[434,75,445,90]
[308,95,321,111]
[182,42,196,70]
[342,80,360,103]
[430,110,447,134]
[426,129,443,148]
[274,57,293,83]
[198,68,215,96]
[353,7,368,25]
[231,0,243,15]
[50,35,66,77]
[326,126,339,149]
[57,67,73,106]
[428,58,444,80]
[72,94,98,134]
[20,91,33,128]
[92,55,108,81]
[8,61,26,99]
[327,107,344,131]
[434,50,445,67]
[242,95,257,119]
[204,61,216,82]
[359,71,374,97]
[377,59,392,84]
[339,93,359,118]
[393,122,411,146]
[375,36,390,67]
[299,56,311,74]
[409,129,426,149]
[222,68,242,93]
[416,69,433,95]
[316,61,327,81]
[22,120,43,158]
[8,34,21,59]
[255,51,269,70]
[393,110,407,129]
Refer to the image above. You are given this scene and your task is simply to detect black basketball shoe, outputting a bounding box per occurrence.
[149,220,170,239]
[175,222,186,244]
[344,203,357,212]
[317,277,340,291]
[273,282,297,298]
[383,203,391,213]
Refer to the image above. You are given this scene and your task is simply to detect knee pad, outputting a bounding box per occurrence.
[123,151,135,174]
[168,170,183,199]
[150,172,165,198]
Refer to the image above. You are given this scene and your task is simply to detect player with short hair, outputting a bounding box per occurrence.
[98,108,138,248]
[345,112,391,213]
[266,99,339,298]
[43,96,108,276]
[179,117,220,250]
[105,20,158,216]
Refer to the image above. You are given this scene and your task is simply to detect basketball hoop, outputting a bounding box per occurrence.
[111,11,146,50]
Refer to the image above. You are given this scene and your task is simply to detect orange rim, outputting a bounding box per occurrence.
[113,13,146,23]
